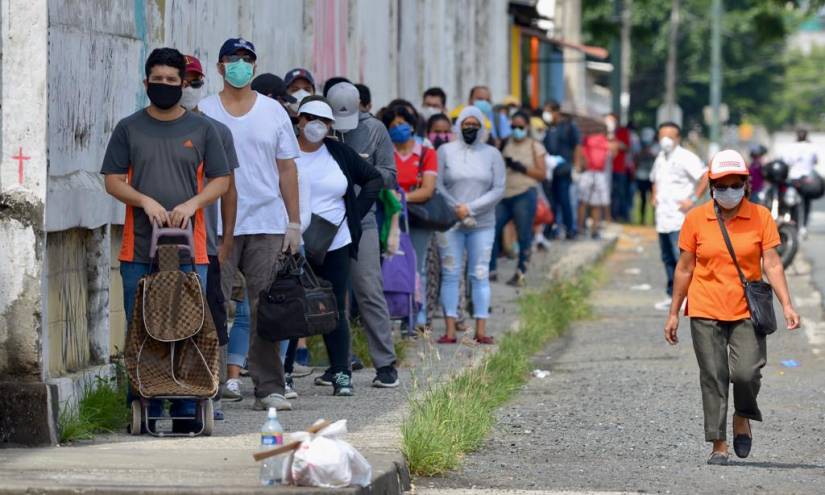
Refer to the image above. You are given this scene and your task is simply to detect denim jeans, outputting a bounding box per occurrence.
[438,227,495,319]
[545,176,576,237]
[658,231,681,297]
[409,227,433,326]
[121,261,208,418]
[227,294,250,368]
[491,188,538,273]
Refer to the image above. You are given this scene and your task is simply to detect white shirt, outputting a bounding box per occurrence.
[650,145,706,233]
[199,93,299,235]
[297,145,351,251]
[782,141,818,180]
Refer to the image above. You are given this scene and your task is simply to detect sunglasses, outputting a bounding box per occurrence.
[713,182,746,191]
[224,54,255,63]
[186,79,205,89]
[511,125,526,130]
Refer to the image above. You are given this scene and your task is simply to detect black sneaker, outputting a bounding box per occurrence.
[314,369,334,386]
[351,356,365,371]
[332,372,354,396]
[372,366,399,388]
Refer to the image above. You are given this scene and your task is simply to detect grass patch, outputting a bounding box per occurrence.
[401,269,597,476]
[58,365,129,444]
[305,319,410,368]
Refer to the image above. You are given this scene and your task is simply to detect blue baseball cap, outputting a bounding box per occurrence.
[218,37,257,61]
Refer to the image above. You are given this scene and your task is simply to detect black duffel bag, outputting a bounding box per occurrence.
[257,255,338,342]
[407,148,458,231]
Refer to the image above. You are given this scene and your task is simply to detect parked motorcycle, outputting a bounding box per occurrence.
[755,159,799,268]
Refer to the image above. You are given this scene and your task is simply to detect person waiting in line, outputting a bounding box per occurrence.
[355,83,372,114]
[577,129,612,238]
[199,38,302,412]
[664,149,800,465]
[491,111,547,287]
[290,96,382,396]
[435,106,505,345]
[541,100,580,240]
[381,105,438,332]
[283,67,316,115]
[322,79,400,388]
[633,127,657,225]
[420,87,448,122]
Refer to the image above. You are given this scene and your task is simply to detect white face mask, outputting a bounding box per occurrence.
[660,136,676,154]
[420,105,442,120]
[542,111,554,125]
[180,86,203,110]
[605,117,617,134]
[288,89,311,113]
[713,186,745,210]
[302,119,328,143]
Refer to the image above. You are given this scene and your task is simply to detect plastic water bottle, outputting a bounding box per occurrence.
[259,407,284,485]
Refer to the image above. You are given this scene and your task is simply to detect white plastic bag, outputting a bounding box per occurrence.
[285,420,372,488]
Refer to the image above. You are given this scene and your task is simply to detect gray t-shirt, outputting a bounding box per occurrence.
[101,109,230,264]
[202,115,239,256]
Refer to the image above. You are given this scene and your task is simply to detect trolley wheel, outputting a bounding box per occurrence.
[201,400,214,436]
[129,400,143,436]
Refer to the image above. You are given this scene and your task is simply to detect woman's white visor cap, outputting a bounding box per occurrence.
[298,100,336,122]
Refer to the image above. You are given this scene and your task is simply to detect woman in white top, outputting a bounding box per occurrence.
[290,97,382,397]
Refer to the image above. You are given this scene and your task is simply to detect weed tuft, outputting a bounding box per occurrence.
[58,367,129,444]
[401,270,596,476]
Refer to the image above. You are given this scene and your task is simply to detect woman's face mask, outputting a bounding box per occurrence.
[462,126,480,145]
[301,119,328,143]
[428,131,453,149]
[512,127,528,141]
[389,123,413,144]
[473,99,493,116]
[713,183,746,209]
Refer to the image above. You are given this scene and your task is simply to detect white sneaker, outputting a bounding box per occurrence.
[253,393,292,411]
[223,378,243,402]
[800,226,809,240]
[654,297,673,311]
[284,374,298,400]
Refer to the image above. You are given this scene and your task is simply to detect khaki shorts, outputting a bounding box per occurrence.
[577,170,610,206]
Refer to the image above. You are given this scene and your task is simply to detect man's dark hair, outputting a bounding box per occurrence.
[469,85,490,101]
[355,83,371,106]
[426,113,452,133]
[658,121,682,135]
[423,87,447,106]
[511,111,531,124]
[322,76,352,97]
[545,99,561,112]
[380,105,417,129]
[145,47,186,79]
[797,128,809,142]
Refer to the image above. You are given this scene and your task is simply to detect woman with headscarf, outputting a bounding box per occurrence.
[435,106,506,344]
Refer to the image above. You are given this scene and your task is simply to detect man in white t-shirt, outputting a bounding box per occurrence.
[782,128,818,235]
[650,122,707,311]
[199,38,301,411]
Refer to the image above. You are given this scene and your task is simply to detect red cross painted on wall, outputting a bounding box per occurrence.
[13,146,30,184]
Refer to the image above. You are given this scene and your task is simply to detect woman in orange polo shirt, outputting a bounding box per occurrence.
[663,149,800,465]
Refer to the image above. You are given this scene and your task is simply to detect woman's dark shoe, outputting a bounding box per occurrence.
[707,451,729,465]
[474,335,495,345]
[733,418,752,458]
[436,335,457,344]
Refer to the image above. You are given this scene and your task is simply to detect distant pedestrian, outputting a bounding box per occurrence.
[748,144,767,195]
[577,131,612,238]
[782,129,818,237]
[650,122,707,311]
[664,149,800,465]
[436,106,505,344]
[634,127,658,224]
[491,111,547,287]
[541,100,580,239]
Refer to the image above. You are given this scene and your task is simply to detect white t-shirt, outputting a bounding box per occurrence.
[782,141,818,180]
[199,93,300,235]
[297,145,351,251]
[650,145,706,233]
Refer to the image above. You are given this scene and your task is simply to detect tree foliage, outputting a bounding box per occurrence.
[582,0,809,130]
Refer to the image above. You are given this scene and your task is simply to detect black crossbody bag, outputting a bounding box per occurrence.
[715,204,777,336]
[406,147,458,231]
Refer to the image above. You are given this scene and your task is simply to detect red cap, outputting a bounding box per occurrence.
[184,54,204,77]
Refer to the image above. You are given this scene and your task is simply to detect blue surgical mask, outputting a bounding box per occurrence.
[512,128,528,141]
[389,123,413,144]
[473,99,493,116]
[713,186,745,209]
[223,60,254,88]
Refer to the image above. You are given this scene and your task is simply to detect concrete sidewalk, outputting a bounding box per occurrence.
[0,231,616,495]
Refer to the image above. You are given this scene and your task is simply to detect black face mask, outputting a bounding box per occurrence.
[147,82,182,110]
[433,135,450,149]
[462,127,479,145]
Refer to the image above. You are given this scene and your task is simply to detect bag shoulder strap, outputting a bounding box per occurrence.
[714,203,748,287]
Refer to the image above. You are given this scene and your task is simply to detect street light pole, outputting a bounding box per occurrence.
[709,0,722,151]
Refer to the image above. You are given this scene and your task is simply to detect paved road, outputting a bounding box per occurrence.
[420,227,825,495]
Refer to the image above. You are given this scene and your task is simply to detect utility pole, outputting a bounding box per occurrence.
[620,0,632,123]
[663,0,679,121]
[610,0,623,118]
[709,0,723,152]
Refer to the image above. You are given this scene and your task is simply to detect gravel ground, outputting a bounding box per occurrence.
[420,227,825,495]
